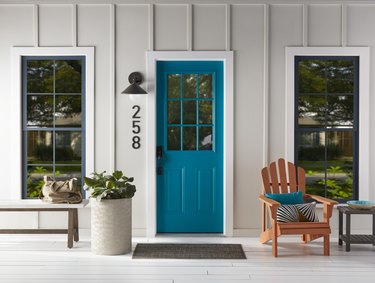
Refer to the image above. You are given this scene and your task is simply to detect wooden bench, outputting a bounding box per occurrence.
[0,200,89,248]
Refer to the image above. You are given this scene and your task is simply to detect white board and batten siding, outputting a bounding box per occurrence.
[0,0,375,235]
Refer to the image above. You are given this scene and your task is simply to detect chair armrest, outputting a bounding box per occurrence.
[305,194,338,221]
[305,194,338,206]
[259,195,280,220]
[259,195,281,207]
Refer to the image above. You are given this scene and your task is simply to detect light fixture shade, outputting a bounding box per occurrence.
[121,72,148,94]
[122,83,147,94]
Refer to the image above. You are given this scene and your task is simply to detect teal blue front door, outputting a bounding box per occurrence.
[156,61,223,233]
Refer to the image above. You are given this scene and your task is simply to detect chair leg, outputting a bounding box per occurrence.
[323,234,330,256]
[272,221,278,257]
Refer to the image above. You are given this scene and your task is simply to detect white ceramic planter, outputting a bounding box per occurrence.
[91,198,132,255]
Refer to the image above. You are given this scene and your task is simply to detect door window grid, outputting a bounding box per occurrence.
[295,56,359,201]
[22,57,85,199]
[166,73,215,151]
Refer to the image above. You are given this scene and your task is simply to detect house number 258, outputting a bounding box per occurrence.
[132,105,141,149]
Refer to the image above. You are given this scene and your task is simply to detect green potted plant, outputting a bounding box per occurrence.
[84,171,136,255]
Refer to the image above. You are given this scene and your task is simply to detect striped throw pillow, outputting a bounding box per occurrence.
[276,202,319,223]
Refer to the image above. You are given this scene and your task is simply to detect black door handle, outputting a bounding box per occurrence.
[157,166,163,175]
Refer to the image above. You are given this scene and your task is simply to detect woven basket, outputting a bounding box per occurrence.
[91,198,132,255]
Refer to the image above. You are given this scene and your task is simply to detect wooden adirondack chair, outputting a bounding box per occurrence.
[259,158,338,257]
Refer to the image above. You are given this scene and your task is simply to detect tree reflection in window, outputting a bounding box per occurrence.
[296,57,358,201]
[23,57,85,198]
[166,73,214,151]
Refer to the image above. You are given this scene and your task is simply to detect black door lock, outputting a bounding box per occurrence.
[157,166,163,175]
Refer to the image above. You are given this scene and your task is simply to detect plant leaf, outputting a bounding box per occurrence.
[112,170,123,180]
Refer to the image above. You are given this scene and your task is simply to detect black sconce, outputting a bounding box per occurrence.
[121,72,147,94]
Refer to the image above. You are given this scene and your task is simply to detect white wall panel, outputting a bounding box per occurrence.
[269,4,303,161]
[193,4,226,50]
[0,5,34,200]
[1,1,375,234]
[308,4,342,46]
[0,5,35,226]
[154,4,188,50]
[347,4,375,201]
[231,4,264,230]
[77,4,111,173]
[39,4,73,46]
[116,4,149,232]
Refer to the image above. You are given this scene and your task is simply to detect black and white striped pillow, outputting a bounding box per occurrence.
[277,202,319,223]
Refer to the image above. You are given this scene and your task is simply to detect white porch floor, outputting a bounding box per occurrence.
[0,231,374,283]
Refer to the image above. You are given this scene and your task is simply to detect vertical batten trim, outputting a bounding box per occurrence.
[187,4,192,51]
[148,4,154,51]
[72,4,77,47]
[34,4,39,47]
[302,4,308,47]
[263,4,269,166]
[341,4,347,47]
[109,4,116,171]
[225,4,231,51]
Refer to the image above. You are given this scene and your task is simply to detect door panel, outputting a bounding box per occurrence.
[157,61,223,233]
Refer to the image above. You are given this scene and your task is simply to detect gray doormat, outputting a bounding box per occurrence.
[132,243,246,259]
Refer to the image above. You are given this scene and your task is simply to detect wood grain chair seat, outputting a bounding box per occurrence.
[259,158,338,257]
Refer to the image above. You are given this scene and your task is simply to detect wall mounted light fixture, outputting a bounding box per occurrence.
[121,72,147,94]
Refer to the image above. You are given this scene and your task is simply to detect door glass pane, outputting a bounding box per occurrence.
[55,95,82,127]
[183,101,196,124]
[183,74,196,98]
[27,166,53,198]
[168,74,180,98]
[297,131,325,162]
[326,60,354,94]
[27,131,53,164]
[55,60,82,93]
[199,74,212,98]
[167,101,180,124]
[327,131,353,163]
[298,60,325,94]
[27,95,53,127]
[167,126,180,150]
[199,100,212,124]
[327,95,354,127]
[199,126,213,150]
[298,95,325,128]
[27,60,54,93]
[55,131,82,164]
[183,127,196,150]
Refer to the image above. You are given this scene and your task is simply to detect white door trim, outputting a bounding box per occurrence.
[146,51,234,237]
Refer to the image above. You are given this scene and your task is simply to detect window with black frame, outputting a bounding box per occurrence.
[22,57,85,199]
[295,56,359,201]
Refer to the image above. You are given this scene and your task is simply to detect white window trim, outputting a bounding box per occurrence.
[285,47,370,200]
[11,47,95,200]
[146,51,234,237]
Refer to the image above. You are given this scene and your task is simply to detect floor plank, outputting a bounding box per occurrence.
[0,232,375,282]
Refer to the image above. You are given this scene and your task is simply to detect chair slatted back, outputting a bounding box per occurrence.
[261,158,306,195]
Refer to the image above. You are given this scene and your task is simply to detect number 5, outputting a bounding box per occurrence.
[132,120,140,134]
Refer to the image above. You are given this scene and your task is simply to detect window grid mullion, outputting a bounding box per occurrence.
[196,74,199,151]
[324,61,328,198]
[52,60,56,178]
[180,74,184,151]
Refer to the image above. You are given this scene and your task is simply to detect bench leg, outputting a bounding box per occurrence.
[73,208,79,242]
[68,209,74,248]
